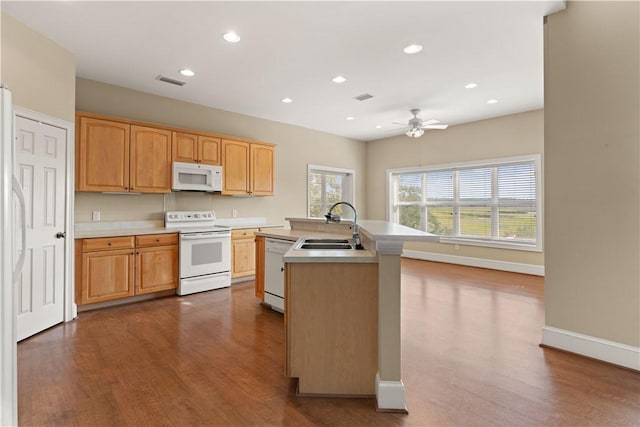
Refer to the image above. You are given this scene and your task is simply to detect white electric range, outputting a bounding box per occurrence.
[165,210,231,295]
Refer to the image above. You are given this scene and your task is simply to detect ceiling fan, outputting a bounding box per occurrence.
[393,109,449,138]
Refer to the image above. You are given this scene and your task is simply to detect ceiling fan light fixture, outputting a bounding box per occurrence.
[406,127,424,138]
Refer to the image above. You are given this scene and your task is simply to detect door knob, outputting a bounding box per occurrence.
[55,231,66,239]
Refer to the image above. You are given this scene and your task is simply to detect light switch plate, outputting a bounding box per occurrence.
[92,211,100,221]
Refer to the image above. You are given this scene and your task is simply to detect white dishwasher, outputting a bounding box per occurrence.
[264,238,295,313]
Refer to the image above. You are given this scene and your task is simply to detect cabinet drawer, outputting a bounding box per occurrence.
[83,236,134,252]
[232,228,258,240]
[136,233,178,247]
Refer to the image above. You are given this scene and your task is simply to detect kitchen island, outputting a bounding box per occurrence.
[277,218,439,412]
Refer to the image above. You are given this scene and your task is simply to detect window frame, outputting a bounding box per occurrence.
[386,154,542,252]
[307,164,356,219]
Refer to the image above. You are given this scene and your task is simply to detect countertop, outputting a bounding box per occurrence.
[75,217,284,239]
[256,227,378,263]
[75,221,174,239]
[277,218,439,264]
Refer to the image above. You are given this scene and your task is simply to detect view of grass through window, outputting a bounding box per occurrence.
[390,157,539,248]
[308,166,354,219]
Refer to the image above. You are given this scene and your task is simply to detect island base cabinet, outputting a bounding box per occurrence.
[285,262,378,396]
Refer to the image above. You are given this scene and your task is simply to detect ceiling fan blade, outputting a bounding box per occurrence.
[422,124,449,130]
[391,122,408,126]
[422,119,440,125]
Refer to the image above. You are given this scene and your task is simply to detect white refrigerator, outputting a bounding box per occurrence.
[0,85,21,426]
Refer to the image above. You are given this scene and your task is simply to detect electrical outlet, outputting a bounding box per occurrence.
[232,209,238,218]
[92,211,101,221]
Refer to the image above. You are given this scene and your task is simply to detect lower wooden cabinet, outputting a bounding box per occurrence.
[231,228,257,278]
[77,233,178,305]
[135,234,178,295]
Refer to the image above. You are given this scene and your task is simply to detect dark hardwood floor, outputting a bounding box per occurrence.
[18,260,640,426]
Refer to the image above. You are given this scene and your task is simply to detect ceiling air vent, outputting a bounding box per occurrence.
[155,75,186,86]
[353,93,374,101]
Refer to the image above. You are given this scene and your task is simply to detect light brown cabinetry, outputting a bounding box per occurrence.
[76,114,172,193]
[76,116,130,192]
[221,140,274,196]
[135,234,179,295]
[285,262,378,395]
[254,236,265,298]
[231,228,257,278]
[129,125,172,193]
[172,132,221,165]
[77,233,178,305]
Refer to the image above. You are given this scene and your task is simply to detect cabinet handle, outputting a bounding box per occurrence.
[156,239,160,242]
[108,242,112,246]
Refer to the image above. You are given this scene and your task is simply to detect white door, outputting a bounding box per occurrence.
[14,116,66,341]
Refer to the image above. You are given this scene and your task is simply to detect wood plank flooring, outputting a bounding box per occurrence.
[18,260,640,426]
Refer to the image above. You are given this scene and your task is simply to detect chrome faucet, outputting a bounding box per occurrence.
[324,201,364,250]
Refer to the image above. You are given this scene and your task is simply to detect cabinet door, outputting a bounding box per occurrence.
[172,132,198,163]
[76,116,130,191]
[136,245,178,295]
[199,136,221,165]
[255,236,265,299]
[81,249,135,304]
[250,144,275,195]
[232,238,256,278]
[130,125,172,193]
[221,139,250,195]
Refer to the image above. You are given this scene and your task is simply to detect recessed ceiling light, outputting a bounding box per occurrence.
[403,44,423,54]
[465,82,478,89]
[375,125,382,129]
[332,75,347,84]
[346,116,355,121]
[487,99,499,104]
[223,31,241,43]
[281,97,293,104]
[179,68,195,77]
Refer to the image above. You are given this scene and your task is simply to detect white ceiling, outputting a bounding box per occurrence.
[1,1,565,141]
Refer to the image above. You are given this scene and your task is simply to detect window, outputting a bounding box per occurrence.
[308,164,355,219]
[388,155,541,251]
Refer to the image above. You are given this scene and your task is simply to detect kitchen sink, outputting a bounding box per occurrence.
[302,238,350,244]
[298,243,353,250]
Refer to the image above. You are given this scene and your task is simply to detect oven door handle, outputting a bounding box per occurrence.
[181,232,230,240]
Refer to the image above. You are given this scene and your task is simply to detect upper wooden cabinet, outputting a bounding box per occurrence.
[76,114,172,193]
[172,132,221,165]
[251,144,275,195]
[222,139,274,196]
[76,112,275,195]
[76,116,130,192]
[130,125,172,193]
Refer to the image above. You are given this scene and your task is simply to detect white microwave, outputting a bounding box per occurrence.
[172,162,223,192]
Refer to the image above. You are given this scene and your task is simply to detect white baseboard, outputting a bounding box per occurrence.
[402,250,545,276]
[375,373,407,412]
[542,326,640,371]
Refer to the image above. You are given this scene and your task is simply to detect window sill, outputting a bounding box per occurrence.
[439,237,542,252]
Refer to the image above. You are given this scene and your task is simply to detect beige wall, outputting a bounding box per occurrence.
[75,78,367,224]
[0,12,75,121]
[366,109,544,267]
[545,2,639,346]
